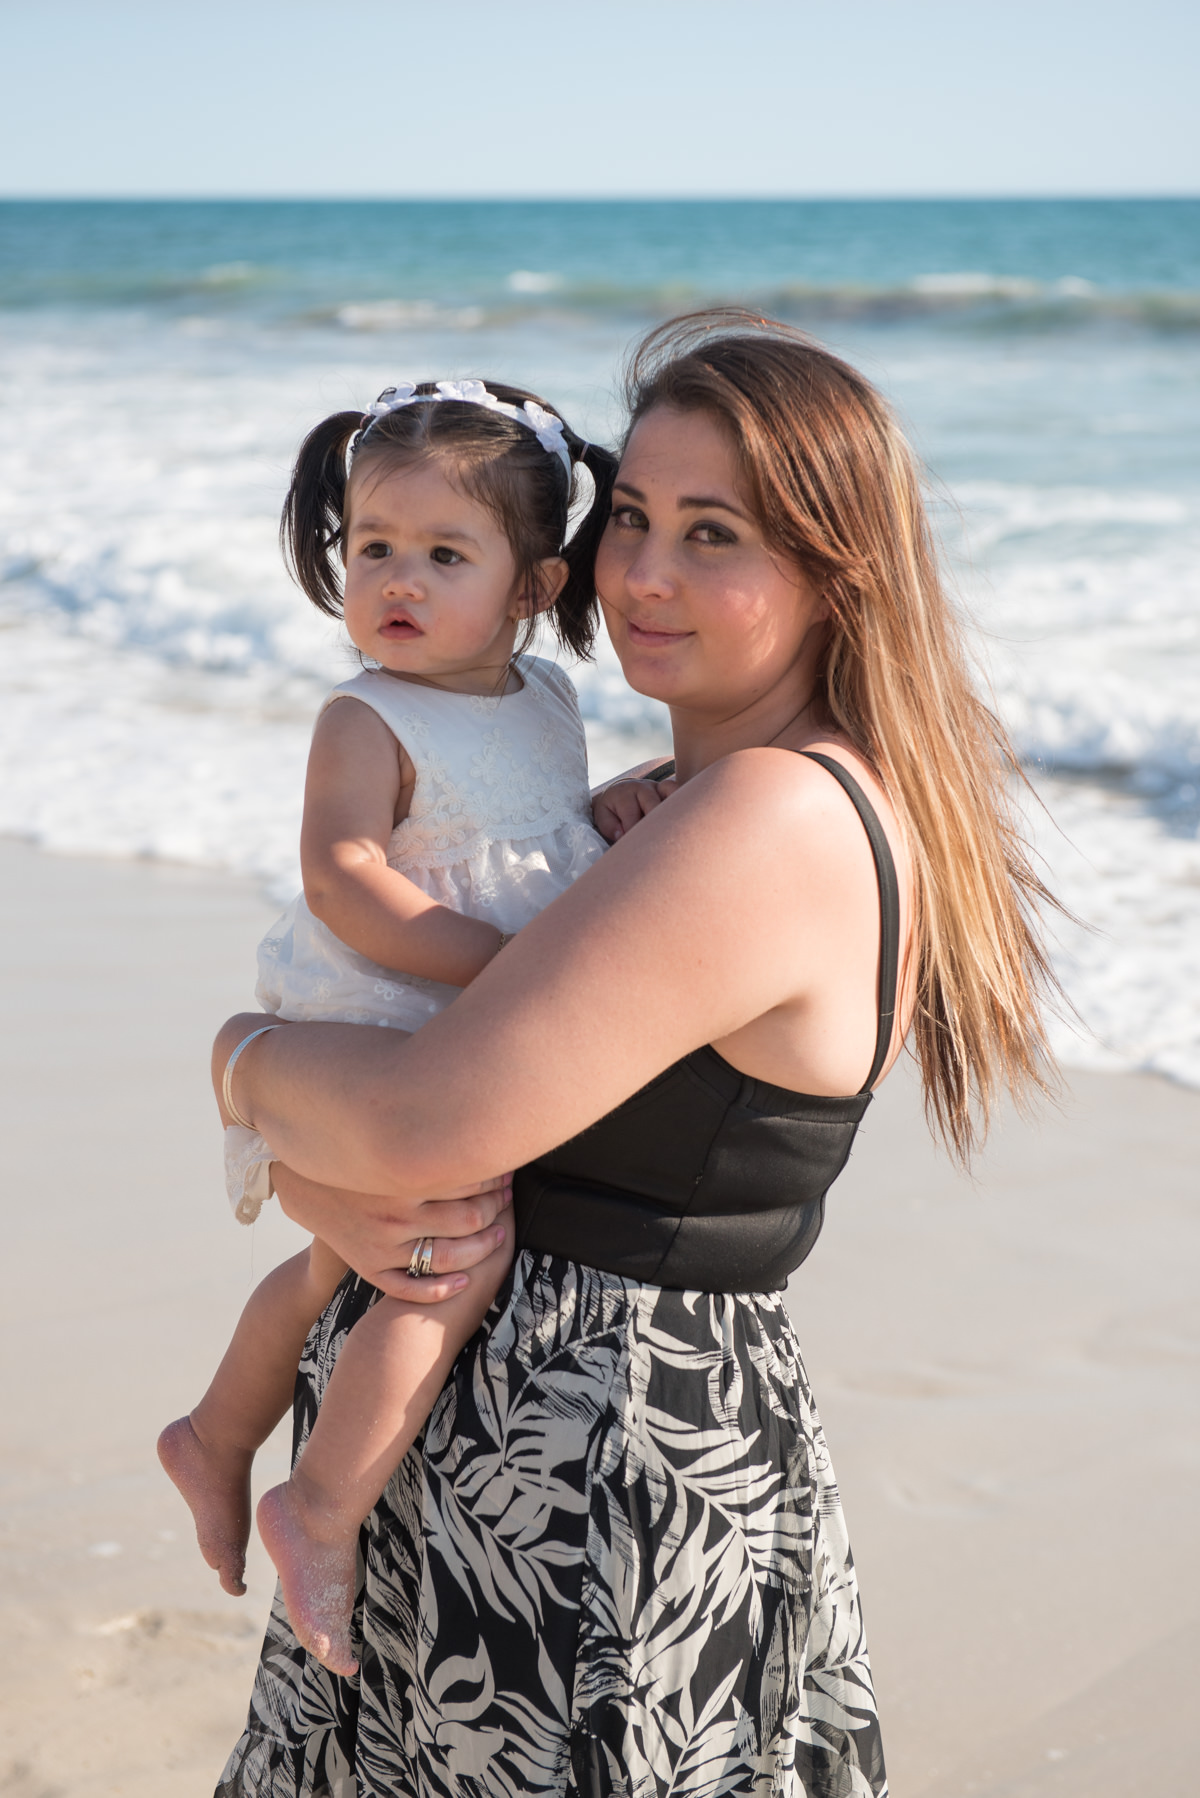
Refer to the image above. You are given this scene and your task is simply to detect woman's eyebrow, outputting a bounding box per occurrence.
[613,480,748,519]
[677,494,747,518]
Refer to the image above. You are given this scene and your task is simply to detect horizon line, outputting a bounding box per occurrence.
[2,191,1198,205]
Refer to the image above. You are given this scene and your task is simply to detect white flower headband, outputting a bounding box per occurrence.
[357,379,573,481]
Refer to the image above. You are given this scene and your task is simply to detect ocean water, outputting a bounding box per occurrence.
[1,199,1198,1083]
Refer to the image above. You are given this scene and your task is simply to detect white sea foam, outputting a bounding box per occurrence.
[0,308,1197,1087]
[911,272,1041,299]
[334,301,485,332]
[907,272,1097,303]
[949,482,1200,794]
[1029,777,1200,1087]
[507,271,563,294]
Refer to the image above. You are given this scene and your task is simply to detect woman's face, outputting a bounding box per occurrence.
[595,405,829,715]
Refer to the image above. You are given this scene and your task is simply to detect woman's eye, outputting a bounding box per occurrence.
[689,522,735,546]
[610,505,647,531]
[430,545,463,566]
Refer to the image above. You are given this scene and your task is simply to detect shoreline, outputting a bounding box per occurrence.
[1,837,1196,1796]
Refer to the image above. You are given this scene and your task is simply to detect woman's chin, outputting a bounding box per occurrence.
[616,664,687,706]
[608,642,693,704]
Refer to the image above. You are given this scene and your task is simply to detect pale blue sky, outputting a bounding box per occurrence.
[2,0,1196,197]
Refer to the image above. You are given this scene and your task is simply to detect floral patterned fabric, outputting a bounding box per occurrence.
[217,1255,887,1798]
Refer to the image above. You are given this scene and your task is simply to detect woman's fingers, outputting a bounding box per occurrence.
[418,1183,511,1240]
[425,1227,509,1274]
[371,1219,510,1302]
[371,1268,474,1303]
[398,1227,508,1280]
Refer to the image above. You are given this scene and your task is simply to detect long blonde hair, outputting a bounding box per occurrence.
[625,310,1060,1160]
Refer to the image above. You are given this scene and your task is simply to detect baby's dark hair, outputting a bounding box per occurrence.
[280,381,617,660]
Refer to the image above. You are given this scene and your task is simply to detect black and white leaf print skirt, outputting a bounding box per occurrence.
[217,1253,887,1798]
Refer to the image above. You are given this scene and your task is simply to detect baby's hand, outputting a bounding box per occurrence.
[592,777,678,843]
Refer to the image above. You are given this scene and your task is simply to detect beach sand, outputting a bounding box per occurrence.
[0,837,1196,1796]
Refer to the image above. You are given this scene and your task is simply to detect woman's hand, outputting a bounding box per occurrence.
[271,1163,513,1302]
[592,776,677,843]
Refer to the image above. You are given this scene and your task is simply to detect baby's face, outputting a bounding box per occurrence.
[341,457,522,692]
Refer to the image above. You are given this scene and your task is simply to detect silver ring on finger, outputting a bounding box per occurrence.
[407,1236,432,1278]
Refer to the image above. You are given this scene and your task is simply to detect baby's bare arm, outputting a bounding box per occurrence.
[301,697,506,986]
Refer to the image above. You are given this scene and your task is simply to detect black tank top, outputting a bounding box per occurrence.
[513,753,901,1293]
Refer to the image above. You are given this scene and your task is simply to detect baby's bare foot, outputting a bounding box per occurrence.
[157,1415,251,1597]
[257,1482,359,1676]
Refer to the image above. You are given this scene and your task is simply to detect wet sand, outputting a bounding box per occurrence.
[0,837,1196,1796]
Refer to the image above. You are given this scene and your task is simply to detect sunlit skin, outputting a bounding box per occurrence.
[214,403,918,1230]
[595,405,831,783]
[342,456,566,695]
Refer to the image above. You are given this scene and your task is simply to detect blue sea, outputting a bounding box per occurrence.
[1,199,1198,1081]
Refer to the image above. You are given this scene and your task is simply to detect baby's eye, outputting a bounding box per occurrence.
[610,505,648,531]
[363,540,390,560]
[430,545,464,566]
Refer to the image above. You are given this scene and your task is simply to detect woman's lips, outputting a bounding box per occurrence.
[626,618,691,648]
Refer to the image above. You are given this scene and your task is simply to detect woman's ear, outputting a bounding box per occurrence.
[514,555,569,618]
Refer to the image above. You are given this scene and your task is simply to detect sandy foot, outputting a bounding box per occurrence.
[257,1482,359,1676]
[156,1415,251,1597]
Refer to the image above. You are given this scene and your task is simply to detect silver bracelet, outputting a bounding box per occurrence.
[407,1236,435,1278]
[221,1025,281,1130]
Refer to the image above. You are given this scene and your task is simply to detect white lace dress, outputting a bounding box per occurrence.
[225,655,606,1221]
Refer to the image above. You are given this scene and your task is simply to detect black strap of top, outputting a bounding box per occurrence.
[638,752,899,1092]
[799,752,900,1092]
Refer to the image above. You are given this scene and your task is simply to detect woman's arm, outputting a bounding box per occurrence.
[214,1012,513,1290]
[226,749,883,1201]
[302,697,505,986]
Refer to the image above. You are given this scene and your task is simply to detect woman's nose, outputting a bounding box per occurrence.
[623,534,677,603]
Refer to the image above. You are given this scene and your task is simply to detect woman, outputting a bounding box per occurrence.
[215,311,1055,1798]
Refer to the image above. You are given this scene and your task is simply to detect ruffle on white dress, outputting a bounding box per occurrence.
[226,657,606,1222]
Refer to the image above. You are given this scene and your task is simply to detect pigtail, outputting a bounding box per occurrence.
[280,410,364,618]
[552,437,618,661]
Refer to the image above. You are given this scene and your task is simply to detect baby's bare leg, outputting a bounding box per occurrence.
[158,1236,347,1595]
[257,1236,512,1673]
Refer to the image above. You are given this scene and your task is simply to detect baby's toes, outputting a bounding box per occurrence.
[316,1631,359,1678]
[218,1554,247,1597]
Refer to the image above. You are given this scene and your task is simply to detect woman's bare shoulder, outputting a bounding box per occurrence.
[664,738,904,868]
